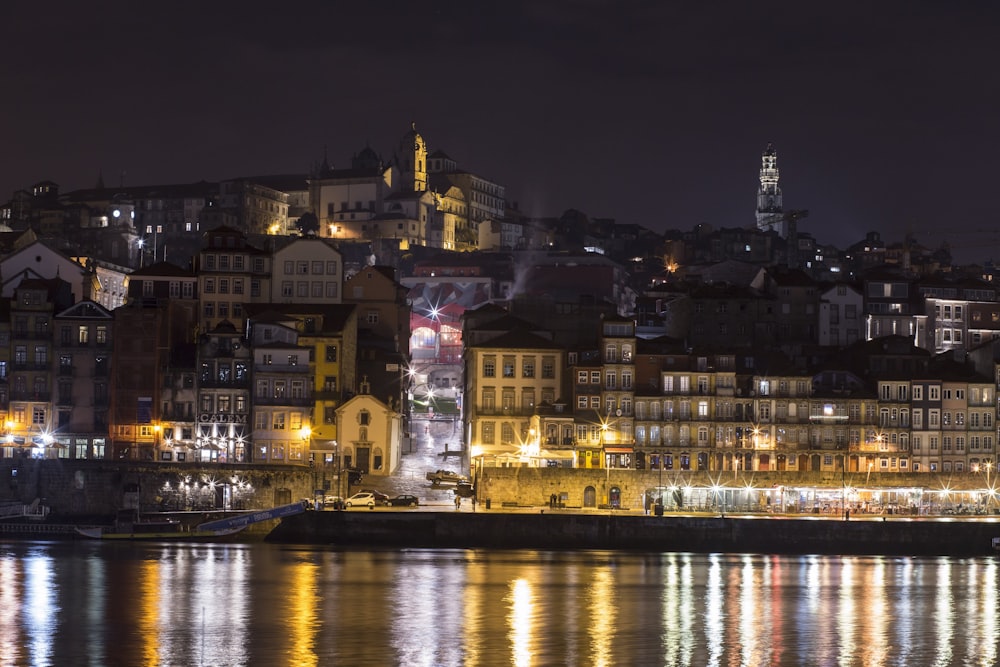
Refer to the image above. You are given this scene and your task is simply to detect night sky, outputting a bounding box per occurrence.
[4,2,998,264]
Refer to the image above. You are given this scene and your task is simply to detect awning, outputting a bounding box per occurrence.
[539,450,576,460]
[604,447,634,454]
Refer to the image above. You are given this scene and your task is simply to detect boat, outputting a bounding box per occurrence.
[75,510,246,541]
[76,500,309,540]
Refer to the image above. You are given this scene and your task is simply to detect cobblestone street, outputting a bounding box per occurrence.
[350,415,470,510]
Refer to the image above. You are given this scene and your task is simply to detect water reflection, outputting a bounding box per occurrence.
[0,543,998,666]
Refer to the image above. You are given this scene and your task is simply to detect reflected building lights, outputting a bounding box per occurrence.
[287,562,320,666]
[139,561,161,666]
[3,548,1000,665]
[585,568,615,667]
[739,556,766,666]
[978,560,998,667]
[704,556,723,665]
[508,578,534,667]
[935,560,955,665]
[25,556,56,667]
[861,558,889,665]
[894,559,915,667]
[0,560,20,662]
[837,559,857,665]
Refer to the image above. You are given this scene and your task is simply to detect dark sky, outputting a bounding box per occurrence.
[4,1,998,264]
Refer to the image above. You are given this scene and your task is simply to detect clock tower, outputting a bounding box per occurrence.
[755,143,785,237]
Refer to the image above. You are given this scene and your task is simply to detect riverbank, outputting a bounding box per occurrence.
[265,510,1000,557]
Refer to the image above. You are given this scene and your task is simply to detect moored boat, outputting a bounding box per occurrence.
[75,511,245,541]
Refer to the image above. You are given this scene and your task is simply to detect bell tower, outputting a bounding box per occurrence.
[756,143,784,237]
[397,122,428,192]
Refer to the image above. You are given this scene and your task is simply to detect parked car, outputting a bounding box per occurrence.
[344,492,376,508]
[426,469,469,484]
[361,489,390,506]
[388,494,420,507]
[323,495,344,510]
[454,482,475,498]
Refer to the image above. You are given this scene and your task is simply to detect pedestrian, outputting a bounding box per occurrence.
[454,495,461,510]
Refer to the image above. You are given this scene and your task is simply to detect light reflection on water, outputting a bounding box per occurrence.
[0,542,998,666]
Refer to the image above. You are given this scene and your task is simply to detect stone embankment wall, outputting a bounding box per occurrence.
[0,458,988,518]
[0,459,318,518]
[476,467,988,509]
[269,511,1000,557]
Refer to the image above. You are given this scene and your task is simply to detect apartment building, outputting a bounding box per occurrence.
[465,329,564,466]
[247,313,312,464]
[194,227,271,331]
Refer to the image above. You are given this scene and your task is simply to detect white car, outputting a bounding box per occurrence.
[345,492,376,508]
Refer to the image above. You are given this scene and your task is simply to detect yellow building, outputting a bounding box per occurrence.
[465,329,564,467]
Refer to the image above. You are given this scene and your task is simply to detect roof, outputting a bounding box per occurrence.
[469,329,564,351]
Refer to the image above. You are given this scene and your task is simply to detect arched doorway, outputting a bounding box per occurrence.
[811,454,822,471]
[776,454,787,471]
[583,486,597,508]
[609,486,621,508]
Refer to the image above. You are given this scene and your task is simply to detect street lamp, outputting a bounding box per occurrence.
[299,426,311,465]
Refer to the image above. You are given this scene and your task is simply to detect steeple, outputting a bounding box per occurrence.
[397,122,428,192]
[756,143,785,237]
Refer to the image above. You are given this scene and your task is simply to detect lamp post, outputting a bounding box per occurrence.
[299,425,311,466]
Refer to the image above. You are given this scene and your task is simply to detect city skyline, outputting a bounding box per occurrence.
[4,2,998,264]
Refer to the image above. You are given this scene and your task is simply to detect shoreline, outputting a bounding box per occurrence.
[6,507,1000,557]
[265,510,1000,557]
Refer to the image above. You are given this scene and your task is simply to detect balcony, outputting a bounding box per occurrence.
[199,378,250,389]
[253,395,312,407]
[58,366,75,377]
[10,391,51,402]
[254,364,310,374]
[474,407,536,418]
[12,363,50,372]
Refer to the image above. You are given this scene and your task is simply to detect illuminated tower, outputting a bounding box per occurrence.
[397,122,428,192]
[756,143,785,237]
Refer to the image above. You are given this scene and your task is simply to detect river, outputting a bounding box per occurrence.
[0,540,995,666]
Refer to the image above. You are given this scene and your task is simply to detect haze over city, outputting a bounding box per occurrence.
[4,1,998,264]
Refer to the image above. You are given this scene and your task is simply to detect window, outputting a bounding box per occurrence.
[325,345,337,362]
[78,326,89,344]
[502,358,515,378]
[483,358,496,378]
[523,358,535,378]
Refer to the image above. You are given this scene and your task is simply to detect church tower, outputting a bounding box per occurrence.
[756,143,785,237]
[397,122,428,192]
